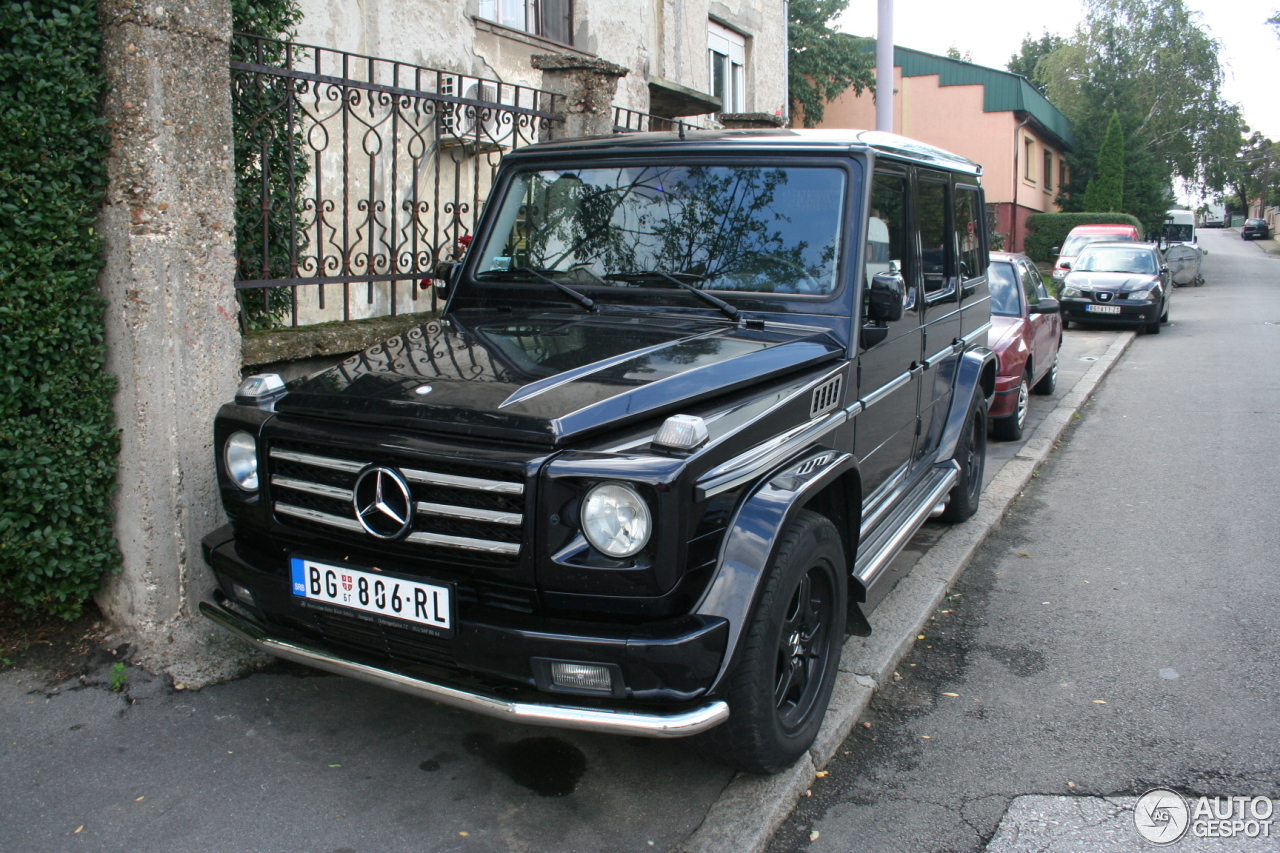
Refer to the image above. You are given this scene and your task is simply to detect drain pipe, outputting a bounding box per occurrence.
[1010,114,1030,251]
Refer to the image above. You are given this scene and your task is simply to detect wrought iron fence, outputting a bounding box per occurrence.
[231,34,563,328]
[612,106,701,135]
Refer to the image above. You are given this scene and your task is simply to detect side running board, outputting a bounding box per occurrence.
[853,462,959,590]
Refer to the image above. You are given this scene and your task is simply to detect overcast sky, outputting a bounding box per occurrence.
[835,0,1280,140]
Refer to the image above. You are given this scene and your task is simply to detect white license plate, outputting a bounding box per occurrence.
[290,558,452,636]
[1086,304,1122,314]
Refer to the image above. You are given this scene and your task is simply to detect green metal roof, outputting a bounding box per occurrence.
[856,42,1075,151]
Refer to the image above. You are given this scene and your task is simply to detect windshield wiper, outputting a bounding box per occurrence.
[475,267,598,313]
[604,270,740,322]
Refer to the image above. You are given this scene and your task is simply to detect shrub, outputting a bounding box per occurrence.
[0,0,119,617]
[1022,212,1144,263]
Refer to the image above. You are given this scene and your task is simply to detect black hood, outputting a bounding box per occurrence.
[277,311,843,445]
[1067,271,1159,290]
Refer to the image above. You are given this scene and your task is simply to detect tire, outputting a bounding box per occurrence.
[1146,315,1161,334]
[940,393,987,523]
[1160,301,1169,323]
[990,372,1029,441]
[1032,349,1058,395]
[1061,318,1071,330]
[697,510,846,774]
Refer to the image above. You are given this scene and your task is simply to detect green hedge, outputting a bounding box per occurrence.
[1023,212,1144,263]
[0,0,119,617]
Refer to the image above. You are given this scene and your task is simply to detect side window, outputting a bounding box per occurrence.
[917,178,953,299]
[866,171,908,290]
[954,185,984,287]
[1019,262,1041,307]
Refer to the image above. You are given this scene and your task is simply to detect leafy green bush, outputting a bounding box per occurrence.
[1023,212,1144,262]
[0,0,118,617]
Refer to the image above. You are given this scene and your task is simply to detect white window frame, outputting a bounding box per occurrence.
[707,21,746,114]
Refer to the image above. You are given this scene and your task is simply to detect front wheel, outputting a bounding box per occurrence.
[990,373,1029,441]
[940,393,987,523]
[698,510,846,774]
[1145,315,1161,334]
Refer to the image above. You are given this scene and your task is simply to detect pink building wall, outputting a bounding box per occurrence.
[816,68,1067,252]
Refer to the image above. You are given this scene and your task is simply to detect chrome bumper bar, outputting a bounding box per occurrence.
[200,600,730,738]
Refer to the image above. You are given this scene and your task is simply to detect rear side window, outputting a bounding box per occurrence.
[918,178,952,298]
[954,186,985,284]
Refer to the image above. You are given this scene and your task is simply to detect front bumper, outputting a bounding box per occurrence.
[989,374,1023,418]
[202,599,728,737]
[1061,298,1158,326]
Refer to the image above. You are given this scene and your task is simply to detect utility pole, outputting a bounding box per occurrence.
[876,0,893,132]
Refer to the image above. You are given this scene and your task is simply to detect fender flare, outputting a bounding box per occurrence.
[936,346,996,462]
[693,447,858,694]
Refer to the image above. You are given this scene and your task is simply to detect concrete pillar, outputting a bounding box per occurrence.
[96,0,253,682]
[531,54,629,139]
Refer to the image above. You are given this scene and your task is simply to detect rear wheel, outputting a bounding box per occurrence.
[1032,350,1058,395]
[940,393,987,523]
[990,373,1029,441]
[697,510,846,774]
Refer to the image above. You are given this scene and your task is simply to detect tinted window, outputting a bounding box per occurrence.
[866,171,908,284]
[918,179,951,296]
[988,262,1021,317]
[1019,262,1041,306]
[1075,248,1158,273]
[954,186,984,283]
[477,165,847,296]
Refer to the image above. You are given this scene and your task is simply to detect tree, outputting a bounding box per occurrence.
[788,0,876,127]
[1007,31,1065,95]
[1084,112,1125,211]
[1270,10,1279,38]
[1227,133,1277,214]
[1037,0,1243,231]
[945,45,972,62]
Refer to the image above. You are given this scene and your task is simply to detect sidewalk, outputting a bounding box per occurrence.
[0,331,1132,853]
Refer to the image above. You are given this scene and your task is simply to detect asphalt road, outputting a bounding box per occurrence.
[768,228,1280,852]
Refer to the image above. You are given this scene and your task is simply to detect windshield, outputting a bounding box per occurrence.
[1074,247,1157,274]
[988,262,1022,317]
[1165,224,1193,242]
[473,164,848,296]
[1060,232,1133,257]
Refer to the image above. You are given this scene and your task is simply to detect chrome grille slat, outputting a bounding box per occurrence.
[416,501,522,525]
[270,448,364,473]
[271,476,354,502]
[276,503,365,532]
[406,531,521,555]
[401,467,524,495]
[267,442,525,562]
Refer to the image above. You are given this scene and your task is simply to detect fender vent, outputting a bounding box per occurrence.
[810,375,843,418]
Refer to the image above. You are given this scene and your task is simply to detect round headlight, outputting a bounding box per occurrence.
[580,482,651,558]
[224,430,259,491]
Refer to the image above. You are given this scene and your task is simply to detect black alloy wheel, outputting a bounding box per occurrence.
[698,510,846,774]
[940,393,987,523]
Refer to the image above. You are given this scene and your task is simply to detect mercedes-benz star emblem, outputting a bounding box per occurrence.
[353,466,414,539]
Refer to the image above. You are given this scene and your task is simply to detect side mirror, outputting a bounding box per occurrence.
[1060,260,1072,270]
[428,261,461,299]
[1051,246,1061,256]
[1030,297,1059,315]
[860,323,889,349]
[867,272,905,323]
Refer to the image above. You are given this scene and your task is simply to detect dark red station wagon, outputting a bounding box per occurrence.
[986,252,1062,441]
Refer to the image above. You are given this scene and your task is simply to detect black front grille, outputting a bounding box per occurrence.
[266,439,527,569]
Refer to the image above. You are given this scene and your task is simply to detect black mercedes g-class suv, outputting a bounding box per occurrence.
[203,129,996,773]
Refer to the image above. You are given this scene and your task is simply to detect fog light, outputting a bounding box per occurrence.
[231,582,255,606]
[550,662,614,693]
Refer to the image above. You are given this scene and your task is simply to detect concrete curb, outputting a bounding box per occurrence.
[679,331,1136,853]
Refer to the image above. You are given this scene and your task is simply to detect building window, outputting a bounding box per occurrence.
[1060,160,1068,191]
[708,21,746,113]
[1024,138,1035,181]
[478,0,572,45]
[1044,151,1053,191]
